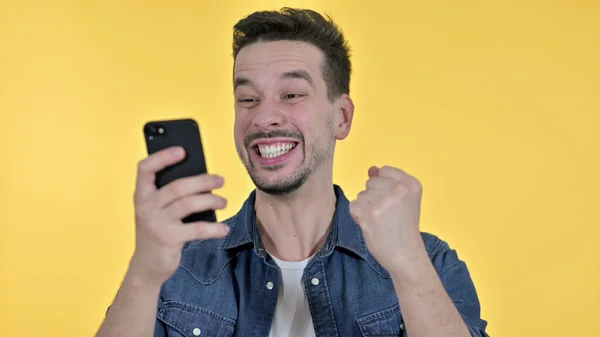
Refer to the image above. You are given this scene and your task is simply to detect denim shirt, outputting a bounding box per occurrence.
[154,185,489,337]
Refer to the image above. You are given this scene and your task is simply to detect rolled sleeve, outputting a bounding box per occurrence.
[154,297,167,337]
[424,233,490,336]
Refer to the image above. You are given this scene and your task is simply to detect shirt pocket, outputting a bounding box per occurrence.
[157,301,236,337]
[356,304,406,337]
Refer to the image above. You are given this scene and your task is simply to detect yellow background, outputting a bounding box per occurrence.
[1,0,598,336]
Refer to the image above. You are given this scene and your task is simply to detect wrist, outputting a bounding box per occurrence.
[388,233,432,281]
[125,258,166,291]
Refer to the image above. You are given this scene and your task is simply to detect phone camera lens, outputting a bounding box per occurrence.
[146,125,165,137]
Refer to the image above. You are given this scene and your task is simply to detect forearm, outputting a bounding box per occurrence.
[390,235,471,337]
[95,264,162,337]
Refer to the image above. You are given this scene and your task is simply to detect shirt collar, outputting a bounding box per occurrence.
[220,185,373,263]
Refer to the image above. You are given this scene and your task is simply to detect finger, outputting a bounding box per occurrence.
[165,193,227,221]
[377,166,411,181]
[178,222,231,242]
[357,188,387,204]
[356,190,371,202]
[368,166,379,178]
[366,176,396,191]
[156,174,224,208]
[134,147,185,202]
[378,166,423,192]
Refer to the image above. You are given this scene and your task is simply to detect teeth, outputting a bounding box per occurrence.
[258,142,296,158]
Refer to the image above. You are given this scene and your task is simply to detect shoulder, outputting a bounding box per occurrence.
[420,231,473,277]
[178,217,240,285]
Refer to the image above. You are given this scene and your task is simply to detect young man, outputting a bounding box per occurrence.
[96,8,489,337]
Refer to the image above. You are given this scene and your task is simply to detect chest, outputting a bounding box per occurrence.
[157,251,406,337]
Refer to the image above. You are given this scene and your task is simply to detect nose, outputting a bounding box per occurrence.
[252,98,286,130]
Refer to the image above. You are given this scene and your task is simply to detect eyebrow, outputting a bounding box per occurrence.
[282,70,315,89]
[233,69,315,90]
[233,77,251,90]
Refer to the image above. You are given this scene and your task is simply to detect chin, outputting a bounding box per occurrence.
[250,169,310,196]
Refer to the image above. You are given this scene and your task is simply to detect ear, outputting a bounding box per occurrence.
[334,94,355,140]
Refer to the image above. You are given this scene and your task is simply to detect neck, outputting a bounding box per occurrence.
[254,174,337,262]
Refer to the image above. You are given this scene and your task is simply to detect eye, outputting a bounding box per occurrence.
[283,94,304,99]
[238,98,258,103]
[236,97,261,109]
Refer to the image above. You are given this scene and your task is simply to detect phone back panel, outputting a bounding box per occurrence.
[143,118,217,223]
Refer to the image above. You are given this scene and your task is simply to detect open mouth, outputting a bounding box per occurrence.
[253,142,298,159]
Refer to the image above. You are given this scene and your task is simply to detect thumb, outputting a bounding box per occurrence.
[368,165,379,178]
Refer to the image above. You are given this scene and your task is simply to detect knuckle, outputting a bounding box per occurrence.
[379,165,391,173]
[369,205,383,219]
[193,224,209,237]
[180,196,195,213]
[412,179,423,192]
[393,183,408,196]
[377,194,398,211]
[137,159,149,173]
[380,165,397,176]
[135,202,152,219]
[169,180,185,198]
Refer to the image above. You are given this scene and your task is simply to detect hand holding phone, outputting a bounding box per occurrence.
[144,118,218,223]
[129,119,229,285]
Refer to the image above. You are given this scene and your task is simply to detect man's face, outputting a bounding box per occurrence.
[233,40,338,195]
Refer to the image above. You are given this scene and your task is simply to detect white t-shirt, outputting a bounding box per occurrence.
[268,253,316,337]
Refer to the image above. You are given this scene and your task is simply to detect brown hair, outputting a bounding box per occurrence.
[232,7,351,100]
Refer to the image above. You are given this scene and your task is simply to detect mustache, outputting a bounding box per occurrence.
[244,129,303,148]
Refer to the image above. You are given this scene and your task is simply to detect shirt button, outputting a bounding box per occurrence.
[311,278,320,286]
[266,281,274,290]
[193,327,201,336]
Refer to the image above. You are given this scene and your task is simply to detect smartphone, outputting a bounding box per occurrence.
[143,118,217,223]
